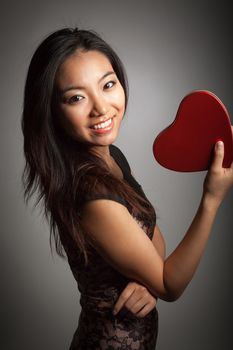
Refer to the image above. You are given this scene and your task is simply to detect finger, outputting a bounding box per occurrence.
[125,298,149,314]
[113,286,135,315]
[115,289,144,314]
[113,283,146,314]
[125,295,146,314]
[136,302,156,318]
[126,293,157,315]
[210,141,224,171]
[123,287,148,309]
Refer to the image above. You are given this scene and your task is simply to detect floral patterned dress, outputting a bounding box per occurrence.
[63,145,158,349]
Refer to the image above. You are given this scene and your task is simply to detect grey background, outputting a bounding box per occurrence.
[1,0,232,349]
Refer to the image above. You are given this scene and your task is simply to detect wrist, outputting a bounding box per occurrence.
[201,192,222,213]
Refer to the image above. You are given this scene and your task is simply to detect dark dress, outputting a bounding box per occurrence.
[63,144,158,349]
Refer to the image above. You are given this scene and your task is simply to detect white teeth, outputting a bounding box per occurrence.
[93,118,112,130]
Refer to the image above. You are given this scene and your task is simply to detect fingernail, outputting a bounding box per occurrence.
[217,141,223,148]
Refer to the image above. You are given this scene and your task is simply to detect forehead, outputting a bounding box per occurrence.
[56,50,114,89]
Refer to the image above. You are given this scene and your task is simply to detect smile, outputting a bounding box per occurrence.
[91,118,113,130]
[90,118,114,134]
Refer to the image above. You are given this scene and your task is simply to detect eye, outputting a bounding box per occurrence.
[68,95,84,104]
[104,81,116,89]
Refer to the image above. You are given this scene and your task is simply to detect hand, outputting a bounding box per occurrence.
[203,129,233,204]
[113,281,157,318]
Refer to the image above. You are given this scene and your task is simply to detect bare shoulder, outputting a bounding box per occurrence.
[81,199,168,299]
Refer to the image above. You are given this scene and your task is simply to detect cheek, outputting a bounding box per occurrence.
[58,107,83,136]
[114,87,126,111]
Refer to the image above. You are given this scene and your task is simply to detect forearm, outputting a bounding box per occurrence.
[163,193,220,300]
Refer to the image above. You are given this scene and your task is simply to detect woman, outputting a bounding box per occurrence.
[21,27,233,349]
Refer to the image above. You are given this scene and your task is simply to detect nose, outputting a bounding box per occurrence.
[90,95,109,118]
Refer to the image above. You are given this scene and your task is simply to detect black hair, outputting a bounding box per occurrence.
[22,27,155,265]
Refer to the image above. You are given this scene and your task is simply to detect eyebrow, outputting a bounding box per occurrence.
[60,71,116,94]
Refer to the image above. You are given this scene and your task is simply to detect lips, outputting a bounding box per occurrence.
[91,118,114,134]
[90,117,113,129]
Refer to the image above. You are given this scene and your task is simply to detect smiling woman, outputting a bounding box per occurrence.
[55,50,125,147]
[21,28,159,349]
[21,27,233,350]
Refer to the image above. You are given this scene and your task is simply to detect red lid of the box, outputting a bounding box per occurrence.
[153,90,233,172]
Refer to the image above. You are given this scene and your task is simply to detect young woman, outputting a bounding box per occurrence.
[22,27,233,349]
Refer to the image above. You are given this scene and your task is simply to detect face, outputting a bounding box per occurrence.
[55,50,125,151]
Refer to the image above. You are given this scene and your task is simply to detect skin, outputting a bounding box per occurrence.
[56,50,125,166]
[113,225,165,317]
[56,49,159,316]
[56,50,233,317]
[81,140,233,303]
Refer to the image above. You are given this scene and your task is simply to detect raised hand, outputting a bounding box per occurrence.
[203,136,233,205]
[113,281,157,318]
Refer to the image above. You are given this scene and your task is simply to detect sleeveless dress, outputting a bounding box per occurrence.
[63,144,158,349]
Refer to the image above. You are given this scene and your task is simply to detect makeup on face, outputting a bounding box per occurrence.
[55,50,125,148]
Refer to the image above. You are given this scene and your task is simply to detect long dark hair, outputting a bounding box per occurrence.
[22,27,155,265]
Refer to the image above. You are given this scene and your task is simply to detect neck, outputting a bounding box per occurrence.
[90,145,111,163]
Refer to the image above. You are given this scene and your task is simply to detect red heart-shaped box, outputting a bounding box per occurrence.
[153,90,233,172]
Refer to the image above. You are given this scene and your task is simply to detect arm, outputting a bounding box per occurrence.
[163,141,233,299]
[81,141,233,302]
[113,280,157,317]
[113,225,164,316]
[152,225,166,261]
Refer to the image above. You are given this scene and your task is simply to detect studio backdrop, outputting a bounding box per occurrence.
[1,1,232,349]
